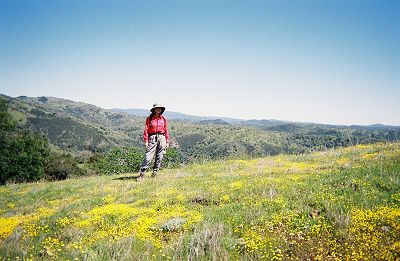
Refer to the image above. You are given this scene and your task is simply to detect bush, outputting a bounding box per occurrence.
[76,150,95,164]
[163,148,182,168]
[94,147,144,175]
[0,130,50,184]
[45,151,85,181]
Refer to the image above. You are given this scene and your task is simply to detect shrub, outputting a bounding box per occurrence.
[163,148,182,168]
[94,147,144,175]
[76,150,95,164]
[45,151,84,181]
[0,130,50,184]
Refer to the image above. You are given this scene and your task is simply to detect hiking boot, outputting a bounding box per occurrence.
[137,172,145,181]
[151,171,157,178]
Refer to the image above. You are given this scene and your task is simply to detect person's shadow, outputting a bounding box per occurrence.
[113,175,140,181]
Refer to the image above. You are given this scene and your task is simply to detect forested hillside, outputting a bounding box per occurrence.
[2,94,400,163]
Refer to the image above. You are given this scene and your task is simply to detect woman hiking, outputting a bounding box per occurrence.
[138,103,169,179]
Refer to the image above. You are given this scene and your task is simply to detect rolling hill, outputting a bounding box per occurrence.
[2,94,400,162]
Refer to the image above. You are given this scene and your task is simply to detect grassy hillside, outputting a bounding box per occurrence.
[3,95,144,152]
[1,143,399,260]
[3,94,400,163]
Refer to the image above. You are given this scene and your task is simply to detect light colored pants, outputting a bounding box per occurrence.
[140,134,167,173]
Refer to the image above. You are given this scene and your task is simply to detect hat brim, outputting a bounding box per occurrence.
[150,107,165,114]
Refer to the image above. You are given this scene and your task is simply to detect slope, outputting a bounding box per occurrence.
[0,142,399,260]
[3,94,400,162]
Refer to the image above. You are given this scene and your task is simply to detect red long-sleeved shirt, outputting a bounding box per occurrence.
[143,115,169,143]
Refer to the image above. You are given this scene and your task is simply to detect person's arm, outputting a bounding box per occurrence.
[143,117,150,147]
[164,117,169,146]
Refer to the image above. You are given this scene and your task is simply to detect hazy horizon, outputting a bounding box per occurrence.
[1,1,399,125]
[2,92,399,127]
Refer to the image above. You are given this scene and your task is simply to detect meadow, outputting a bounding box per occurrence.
[0,142,399,260]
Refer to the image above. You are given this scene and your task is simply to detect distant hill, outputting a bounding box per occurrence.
[349,123,400,130]
[198,119,230,125]
[111,108,243,124]
[112,108,293,127]
[2,94,400,162]
[112,107,400,130]
[240,119,291,127]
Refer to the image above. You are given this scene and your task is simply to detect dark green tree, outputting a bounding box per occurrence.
[0,98,14,132]
[0,98,50,184]
[3,131,50,183]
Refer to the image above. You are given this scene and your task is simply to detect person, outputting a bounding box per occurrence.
[138,103,169,179]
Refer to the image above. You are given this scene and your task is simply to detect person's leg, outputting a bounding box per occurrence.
[152,135,167,176]
[139,136,157,176]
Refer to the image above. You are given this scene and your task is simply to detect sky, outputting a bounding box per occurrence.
[1,0,399,125]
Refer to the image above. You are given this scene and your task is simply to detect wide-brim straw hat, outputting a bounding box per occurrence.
[150,103,165,114]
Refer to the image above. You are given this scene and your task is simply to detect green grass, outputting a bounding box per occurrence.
[1,143,399,260]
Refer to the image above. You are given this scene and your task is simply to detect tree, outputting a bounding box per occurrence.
[0,98,14,132]
[0,98,49,184]
[2,131,50,183]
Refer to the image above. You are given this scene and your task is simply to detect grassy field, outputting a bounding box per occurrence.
[1,143,399,260]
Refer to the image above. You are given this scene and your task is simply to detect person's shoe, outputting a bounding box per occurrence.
[151,171,157,178]
[137,172,145,181]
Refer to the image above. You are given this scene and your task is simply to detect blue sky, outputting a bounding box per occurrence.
[1,0,399,125]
